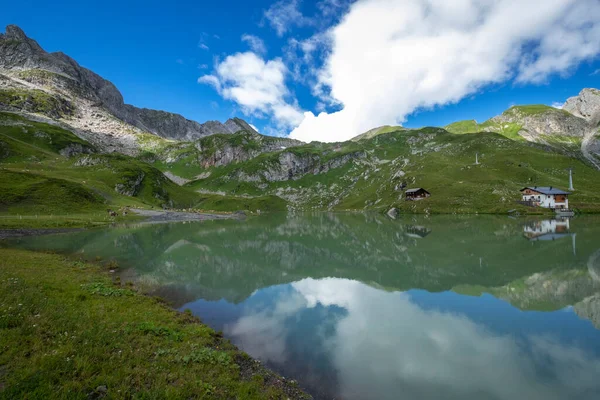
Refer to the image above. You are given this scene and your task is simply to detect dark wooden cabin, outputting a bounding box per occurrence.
[405,188,431,201]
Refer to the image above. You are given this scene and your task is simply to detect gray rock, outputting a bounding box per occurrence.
[115,172,145,197]
[490,107,588,141]
[0,25,254,142]
[59,143,93,158]
[387,208,399,219]
[574,294,600,330]
[197,133,302,168]
[564,88,600,126]
[74,155,108,167]
[234,150,366,182]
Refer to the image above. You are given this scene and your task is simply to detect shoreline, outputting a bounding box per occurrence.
[0,209,246,237]
[0,227,85,240]
[130,208,246,223]
[1,207,596,237]
[0,248,311,399]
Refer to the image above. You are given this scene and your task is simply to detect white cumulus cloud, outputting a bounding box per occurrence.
[289,0,600,142]
[198,52,304,128]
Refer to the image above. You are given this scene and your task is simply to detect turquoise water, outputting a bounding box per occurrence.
[7,214,600,399]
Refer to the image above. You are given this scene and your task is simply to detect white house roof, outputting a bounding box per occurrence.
[406,188,430,194]
[521,186,570,195]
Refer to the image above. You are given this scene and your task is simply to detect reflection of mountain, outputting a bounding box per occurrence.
[574,250,600,328]
[457,269,600,311]
[575,295,600,329]
[202,278,600,400]
[7,214,600,309]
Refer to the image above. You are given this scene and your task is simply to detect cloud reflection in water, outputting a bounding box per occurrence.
[224,278,600,400]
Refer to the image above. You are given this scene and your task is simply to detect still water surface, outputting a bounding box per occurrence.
[7,214,600,400]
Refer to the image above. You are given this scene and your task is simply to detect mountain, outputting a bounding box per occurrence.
[0,25,256,155]
[564,88,600,126]
[1,24,600,220]
[444,95,600,168]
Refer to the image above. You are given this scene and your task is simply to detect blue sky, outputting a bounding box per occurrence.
[2,0,599,141]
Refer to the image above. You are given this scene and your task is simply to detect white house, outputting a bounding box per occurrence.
[520,186,570,209]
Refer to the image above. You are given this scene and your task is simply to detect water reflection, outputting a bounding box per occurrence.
[5,214,600,399]
[404,224,432,239]
[523,218,572,241]
[191,277,600,400]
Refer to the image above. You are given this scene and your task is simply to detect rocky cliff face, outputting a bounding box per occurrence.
[0,25,253,151]
[197,132,302,168]
[490,106,589,141]
[564,89,600,126]
[234,150,366,182]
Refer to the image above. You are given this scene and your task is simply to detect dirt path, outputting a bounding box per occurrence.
[131,208,244,223]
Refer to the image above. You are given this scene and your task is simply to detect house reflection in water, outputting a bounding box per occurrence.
[523,218,578,256]
[405,225,432,239]
[523,218,571,241]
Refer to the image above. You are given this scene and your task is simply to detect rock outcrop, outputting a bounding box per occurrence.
[0,25,254,149]
[564,89,600,126]
[574,294,600,330]
[115,172,145,197]
[490,106,589,141]
[235,150,366,182]
[197,132,302,168]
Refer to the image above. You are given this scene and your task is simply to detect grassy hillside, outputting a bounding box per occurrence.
[0,87,75,119]
[0,113,207,226]
[351,125,404,141]
[445,118,524,140]
[0,169,104,214]
[0,112,288,227]
[2,110,600,222]
[142,130,299,181]
[187,128,600,214]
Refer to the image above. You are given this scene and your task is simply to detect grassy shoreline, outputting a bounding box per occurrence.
[0,248,310,399]
[1,205,596,231]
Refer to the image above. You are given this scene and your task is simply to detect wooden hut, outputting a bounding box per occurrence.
[405,188,431,201]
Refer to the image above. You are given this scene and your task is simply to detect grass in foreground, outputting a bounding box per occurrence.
[0,249,309,399]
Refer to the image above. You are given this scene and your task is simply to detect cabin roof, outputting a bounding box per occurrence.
[520,186,570,195]
[406,188,430,194]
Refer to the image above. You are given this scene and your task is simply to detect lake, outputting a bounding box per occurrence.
[5,214,600,400]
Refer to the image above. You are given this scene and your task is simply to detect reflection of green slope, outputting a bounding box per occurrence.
[454,268,599,311]
[7,214,600,307]
[454,247,600,324]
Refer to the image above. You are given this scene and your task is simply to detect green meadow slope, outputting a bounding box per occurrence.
[2,25,599,221]
[2,109,600,224]
[0,113,200,227]
[184,127,600,214]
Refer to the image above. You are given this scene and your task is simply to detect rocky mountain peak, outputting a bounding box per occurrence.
[0,24,257,145]
[564,88,600,126]
[224,118,258,134]
[4,25,29,40]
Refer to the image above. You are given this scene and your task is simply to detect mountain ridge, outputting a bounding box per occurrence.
[442,100,600,168]
[0,25,256,153]
[2,25,600,219]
